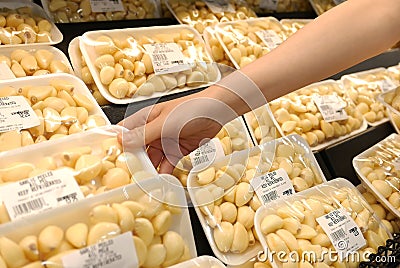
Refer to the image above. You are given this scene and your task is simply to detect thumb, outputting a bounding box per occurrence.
[119,119,161,150]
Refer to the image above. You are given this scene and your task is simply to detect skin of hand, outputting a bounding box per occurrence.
[120,0,400,173]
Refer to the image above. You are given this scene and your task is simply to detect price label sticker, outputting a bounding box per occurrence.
[333,0,347,5]
[143,43,191,75]
[259,0,279,10]
[204,0,235,13]
[62,232,138,268]
[89,0,124,13]
[0,62,16,80]
[256,30,283,50]
[0,169,84,221]
[190,138,225,169]
[373,79,397,93]
[317,208,366,261]
[250,168,295,205]
[0,96,39,133]
[313,94,348,122]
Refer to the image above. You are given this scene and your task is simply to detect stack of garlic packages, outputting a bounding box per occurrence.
[0,174,198,267]
[280,19,312,38]
[353,134,400,221]
[173,117,254,187]
[188,134,326,266]
[41,0,161,23]
[380,64,400,132]
[245,0,312,13]
[214,17,287,69]
[268,80,367,151]
[166,0,257,34]
[77,25,220,104]
[254,178,392,268]
[341,68,397,126]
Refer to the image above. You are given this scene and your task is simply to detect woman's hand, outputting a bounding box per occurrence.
[118,91,236,174]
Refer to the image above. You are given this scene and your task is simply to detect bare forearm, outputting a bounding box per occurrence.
[203,0,400,119]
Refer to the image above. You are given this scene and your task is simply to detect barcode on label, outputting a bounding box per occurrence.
[153,54,168,62]
[319,104,333,112]
[331,228,346,242]
[12,197,46,216]
[10,110,30,118]
[56,193,78,204]
[261,190,278,203]
[171,60,184,64]
[194,155,209,166]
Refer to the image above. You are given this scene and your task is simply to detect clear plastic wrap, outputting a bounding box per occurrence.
[357,184,400,235]
[254,178,393,268]
[173,117,253,187]
[0,73,110,152]
[203,26,235,68]
[41,0,161,23]
[0,174,196,267]
[269,80,367,151]
[171,255,226,267]
[246,0,312,13]
[378,86,400,132]
[166,0,257,34]
[280,18,312,38]
[215,17,287,69]
[0,125,158,224]
[79,25,220,104]
[341,68,394,126]
[187,134,326,265]
[243,104,281,145]
[0,0,62,46]
[0,45,72,79]
[353,133,400,219]
[68,37,110,106]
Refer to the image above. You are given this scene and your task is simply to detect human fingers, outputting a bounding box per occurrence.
[147,144,164,169]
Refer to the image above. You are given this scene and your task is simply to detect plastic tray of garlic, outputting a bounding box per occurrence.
[280,19,312,38]
[166,0,257,34]
[79,25,220,104]
[0,1,62,46]
[377,86,400,128]
[269,80,367,151]
[203,26,235,69]
[353,133,400,219]
[308,0,337,15]
[0,73,110,152]
[173,117,253,187]
[170,255,226,268]
[0,175,197,267]
[254,178,392,268]
[214,17,287,69]
[245,0,312,13]
[387,64,400,84]
[68,37,110,106]
[243,104,282,145]
[341,68,394,126]
[41,0,161,23]
[0,45,72,79]
[0,125,158,225]
[357,184,400,235]
[187,134,326,266]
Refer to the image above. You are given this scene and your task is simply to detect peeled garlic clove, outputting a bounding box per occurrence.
[276,229,299,251]
[220,202,237,223]
[102,167,130,189]
[0,237,28,268]
[112,203,135,233]
[196,167,215,185]
[235,182,253,207]
[65,223,88,248]
[89,205,118,224]
[74,154,102,182]
[236,206,255,230]
[195,188,214,215]
[0,162,34,182]
[266,233,290,254]
[115,152,141,174]
[151,210,172,236]
[261,214,284,234]
[214,172,235,190]
[143,244,166,267]
[0,130,22,152]
[213,221,234,253]
[133,217,154,246]
[34,49,54,69]
[72,93,94,111]
[121,201,145,218]
[19,235,39,261]
[230,222,249,253]
[43,107,61,133]
[38,225,64,254]
[162,231,185,266]
[295,224,318,240]
[187,71,204,87]
[87,222,121,245]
